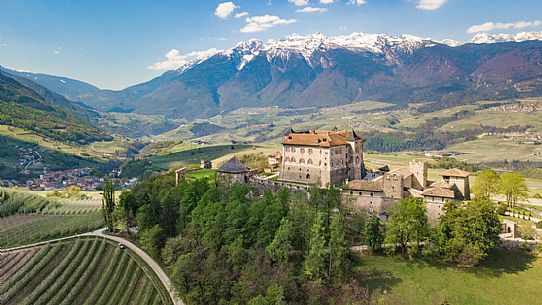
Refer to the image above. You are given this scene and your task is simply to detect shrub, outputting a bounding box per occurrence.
[536,221,542,229]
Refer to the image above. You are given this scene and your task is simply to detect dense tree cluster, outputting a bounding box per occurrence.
[116,174,369,305]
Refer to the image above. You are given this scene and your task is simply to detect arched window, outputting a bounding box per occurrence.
[284,157,290,162]
[306,174,310,179]
[356,156,360,163]
[300,148,305,153]
[291,157,296,163]
[307,159,313,165]
[285,147,290,152]
[308,149,313,154]
[291,147,296,153]
[299,158,305,164]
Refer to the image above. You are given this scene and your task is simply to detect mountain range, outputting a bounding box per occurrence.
[3,31,542,120]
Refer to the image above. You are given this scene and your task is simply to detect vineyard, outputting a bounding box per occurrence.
[0,237,173,305]
[0,189,105,248]
[0,212,104,248]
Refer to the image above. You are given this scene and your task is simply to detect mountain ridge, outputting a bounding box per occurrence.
[5,31,542,119]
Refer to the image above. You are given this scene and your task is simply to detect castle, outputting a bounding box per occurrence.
[279,129,365,186]
[278,129,471,222]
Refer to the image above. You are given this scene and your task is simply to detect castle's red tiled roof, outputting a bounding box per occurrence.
[282,130,364,148]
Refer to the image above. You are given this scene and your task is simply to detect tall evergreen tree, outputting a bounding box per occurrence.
[329,213,350,283]
[267,217,294,263]
[304,212,327,282]
[101,179,115,232]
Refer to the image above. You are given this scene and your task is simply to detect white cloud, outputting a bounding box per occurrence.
[53,47,63,55]
[348,0,367,6]
[147,48,222,71]
[416,0,447,11]
[288,0,309,6]
[240,15,297,33]
[296,6,328,13]
[214,2,239,19]
[467,20,542,34]
[320,0,334,3]
[200,37,227,41]
[235,11,249,18]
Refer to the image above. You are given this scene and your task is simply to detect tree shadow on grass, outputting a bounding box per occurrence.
[474,248,537,277]
[353,254,402,293]
[406,247,538,278]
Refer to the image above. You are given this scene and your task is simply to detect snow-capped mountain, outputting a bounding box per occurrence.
[215,32,459,71]
[7,31,542,119]
[470,31,542,44]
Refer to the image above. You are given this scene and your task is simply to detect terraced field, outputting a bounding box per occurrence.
[0,237,172,305]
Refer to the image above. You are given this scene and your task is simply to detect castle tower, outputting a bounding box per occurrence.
[408,160,428,190]
[441,168,471,200]
[382,173,404,199]
[346,130,366,180]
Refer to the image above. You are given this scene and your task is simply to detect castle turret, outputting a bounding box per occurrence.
[408,160,428,190]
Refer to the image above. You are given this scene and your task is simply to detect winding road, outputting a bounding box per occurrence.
[0,228,183,305]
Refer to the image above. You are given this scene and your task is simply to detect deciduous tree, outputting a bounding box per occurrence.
[384,197,429,257]
[473,169,500,200]
[500,172,528,206]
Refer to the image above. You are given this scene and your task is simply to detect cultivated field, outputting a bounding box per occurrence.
[0,213,104,248]
[0,237,172,305]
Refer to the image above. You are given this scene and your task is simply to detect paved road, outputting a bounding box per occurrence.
[0,229,183,305]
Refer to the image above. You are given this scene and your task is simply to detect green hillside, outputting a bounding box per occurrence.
[0,237,172,305]
[0,135,113,180]
[0,71,110,145]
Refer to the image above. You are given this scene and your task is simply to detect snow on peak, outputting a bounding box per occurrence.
[470,31,542,44]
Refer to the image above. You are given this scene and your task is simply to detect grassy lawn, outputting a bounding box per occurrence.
[358,249,542,305]
[184,169,217,180]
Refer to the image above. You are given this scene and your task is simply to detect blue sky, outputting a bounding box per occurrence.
[0,0,541,89]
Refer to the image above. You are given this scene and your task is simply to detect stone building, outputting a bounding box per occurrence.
[267,151,282,169]
[440,168,470,200]
[217,156,252,186]
[279,129,365,187]
[345,161,471,224]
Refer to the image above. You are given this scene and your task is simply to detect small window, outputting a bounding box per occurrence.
[292,148,296,153]
[291,157,296,163]
[370,192,374,197]
[306,174,310,179]
[359,192,362,195]
[287,167,290,170]
[307,159,313,165]
[299,158,305,164]
[285,147,290,152]
[308,149,313,154]
[300,148,305,153]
